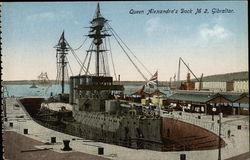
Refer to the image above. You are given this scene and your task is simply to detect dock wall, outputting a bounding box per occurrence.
[162,117,225,151]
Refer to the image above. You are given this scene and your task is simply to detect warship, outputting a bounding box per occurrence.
[20,3,225,151]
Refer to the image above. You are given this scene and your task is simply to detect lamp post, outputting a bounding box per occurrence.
[218,96,223,160]
[218,112,222,160]
[217,114,236,160]
[212,107,216,121]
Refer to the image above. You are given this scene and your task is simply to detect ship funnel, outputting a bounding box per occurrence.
[187,73,190,83]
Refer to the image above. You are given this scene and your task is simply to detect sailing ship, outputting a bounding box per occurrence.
[37,72,51,85]
[20,3,225,151]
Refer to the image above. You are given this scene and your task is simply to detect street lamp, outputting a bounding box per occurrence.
[218,96,223,160]
[212,107,216,121]
[218,112,222,160]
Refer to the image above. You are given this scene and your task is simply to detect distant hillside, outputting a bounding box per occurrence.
[197,71,249,82]
[2,71,248,86]
[2,80,60,85]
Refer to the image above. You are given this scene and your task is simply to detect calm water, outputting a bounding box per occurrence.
[3,84,70,98]
[3,84,171,98]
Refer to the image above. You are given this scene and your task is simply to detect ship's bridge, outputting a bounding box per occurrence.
[69,75,124,104]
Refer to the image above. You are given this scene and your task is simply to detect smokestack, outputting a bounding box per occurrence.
[187,73,190,83]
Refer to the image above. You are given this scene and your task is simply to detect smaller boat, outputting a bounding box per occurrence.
[30,82,38,88]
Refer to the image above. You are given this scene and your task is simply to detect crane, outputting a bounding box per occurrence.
[177,57,203,91]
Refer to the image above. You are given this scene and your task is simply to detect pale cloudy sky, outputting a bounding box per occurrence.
[2,1,248,81]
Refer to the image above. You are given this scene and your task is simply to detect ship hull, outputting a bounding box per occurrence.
[20,98,225,152]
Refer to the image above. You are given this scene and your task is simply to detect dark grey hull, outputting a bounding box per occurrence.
[34,117,165,151]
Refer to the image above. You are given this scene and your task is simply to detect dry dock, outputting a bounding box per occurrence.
[3,131,109,160]
[3,98,250,160]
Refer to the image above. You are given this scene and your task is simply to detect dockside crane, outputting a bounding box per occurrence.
[177,57,203,91]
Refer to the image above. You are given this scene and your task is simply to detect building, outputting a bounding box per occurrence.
[193,71,248,92]
[195,82,232,92]
[194,81,248,92]
[234,80,249,92]
[165,90,249,115]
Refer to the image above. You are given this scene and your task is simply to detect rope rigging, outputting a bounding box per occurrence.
[67,42,85,69]
[108,36,118,81]
[56,57,62,84]
[72,36,88,51]
[79,41,94,75]
[102,37,110,76]
[101,51,106,75]
[54,32,90,95]
[107,23,152,77]
[104,51,110,76]
[53,9,152,84]
[86,46,93,75]
[108,28,148,81]
[65,39,92,75]
[65,56,74,76]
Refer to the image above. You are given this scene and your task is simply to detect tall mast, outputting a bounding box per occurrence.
[55,31,69,94]
[88,3,110,76]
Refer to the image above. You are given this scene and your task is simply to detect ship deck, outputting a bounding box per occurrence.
[3,98,250,160]
[41,102,73,111]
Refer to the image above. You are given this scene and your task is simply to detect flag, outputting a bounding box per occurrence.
[139,85,145,94]
[147,71,158,87]
[58,31,65,44]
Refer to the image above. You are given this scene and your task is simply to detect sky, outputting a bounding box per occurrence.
[2,1,248,81]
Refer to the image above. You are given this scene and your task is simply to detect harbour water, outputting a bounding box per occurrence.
[3,84,69,98]
[3,84,171,98]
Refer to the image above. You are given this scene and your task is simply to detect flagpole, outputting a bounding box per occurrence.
[149,85,151,104]
[156,70,160,115]
[147,70,158,105]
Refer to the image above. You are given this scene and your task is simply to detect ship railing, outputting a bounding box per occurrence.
[162,111,249,137]
[142,107,161,116]
[145,107,248,137]
[162,111,221,134]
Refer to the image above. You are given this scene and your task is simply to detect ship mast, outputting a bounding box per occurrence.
[55,31,69,94]
[88,3,110,76]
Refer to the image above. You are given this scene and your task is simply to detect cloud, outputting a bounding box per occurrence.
[27,12,56,21]
[199,24,230,41]
[145,17,173,39]
[145,17,160,36]
[198,16,232,42]
[74,20,80,25]
[190,17,233,48]
[26,11,73,22]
